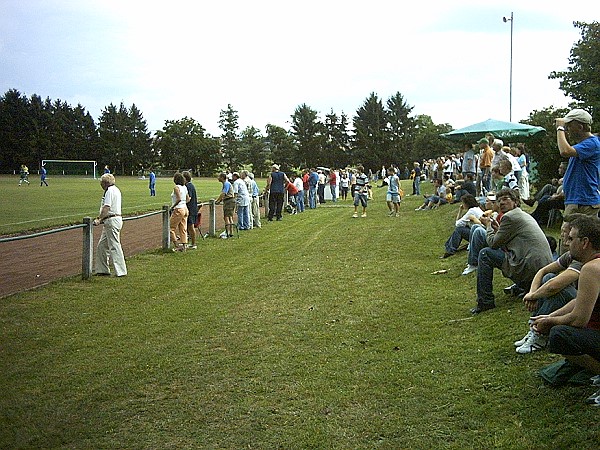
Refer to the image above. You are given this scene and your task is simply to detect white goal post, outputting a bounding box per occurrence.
[41,160,98,178]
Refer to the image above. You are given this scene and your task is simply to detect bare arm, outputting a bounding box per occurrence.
[555,118,578,157]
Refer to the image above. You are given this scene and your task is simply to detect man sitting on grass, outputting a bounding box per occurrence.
[470,188,553,314]
[532,214,600,406]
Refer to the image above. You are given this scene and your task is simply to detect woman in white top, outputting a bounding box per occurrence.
[441,194,484,258]
[170,172,190,252]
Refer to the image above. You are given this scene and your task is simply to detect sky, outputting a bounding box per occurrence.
[1,0,599,136]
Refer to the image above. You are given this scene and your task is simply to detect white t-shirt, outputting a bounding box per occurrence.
[233,178,250,206]
[101,185,122,215]
[456,206,484,228]
[171,184,188,209]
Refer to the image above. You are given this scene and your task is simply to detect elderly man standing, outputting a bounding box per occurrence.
[556,108,600,217]
[470,188,553,314]
[93,173,127,277]
[265,164,290,221]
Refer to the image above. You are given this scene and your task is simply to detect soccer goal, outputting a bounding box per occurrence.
[41,160,98,178]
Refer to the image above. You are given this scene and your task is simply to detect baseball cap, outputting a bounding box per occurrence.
[272,164,280,170]
[563,109,592,125]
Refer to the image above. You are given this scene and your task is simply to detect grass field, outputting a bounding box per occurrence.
[0,175,231,236]
[1,177,598,449]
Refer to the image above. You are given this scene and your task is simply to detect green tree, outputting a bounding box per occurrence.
[128,104,153,174]
[353,92,390,171]
[522,106,569,187]
[549,21,600,118]
[323,110,351,168]
[291,103,324,168]
[0,89,33,172]
[265,124,297,171]
[239,126,268,176]
[412,115,454,164]
[155,117,220,175]
[386,92,415,164]
[218,104,240,169]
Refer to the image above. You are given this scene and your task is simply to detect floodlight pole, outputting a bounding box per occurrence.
[503,12,514,122]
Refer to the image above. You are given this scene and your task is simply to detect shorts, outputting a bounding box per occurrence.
[386,193,400,203]
[187,213,198,225]
[353,192,368,207]
[223,198,235,217]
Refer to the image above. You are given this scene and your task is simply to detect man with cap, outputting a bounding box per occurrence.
[265,164,290,221]
[556,109,600,217]
[478,137,494,194]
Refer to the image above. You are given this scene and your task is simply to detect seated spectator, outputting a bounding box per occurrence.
[532,214,600,406]
[522,178,559,207]
[470,188,554,314]
[415,179,447,210]
[441,194,484,258]
[530,178,565,226]
[452,173,476,204]
[498,159,519,191]
[462,193,500,275]
[515,220,580,353]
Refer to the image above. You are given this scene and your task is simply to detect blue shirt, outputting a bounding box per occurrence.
[270,171,285,193]
[309,171,319,187]
[387,175,399,195]
[564,135,600,206]
[149,171,156,185]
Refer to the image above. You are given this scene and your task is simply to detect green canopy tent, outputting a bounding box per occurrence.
[440,118,546,143]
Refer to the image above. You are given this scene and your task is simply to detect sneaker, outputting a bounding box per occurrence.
[361,213,367,218]
[352,213,358,218]
[388,211,395,216]
[395,213,400,217]
[585,388,600,405]
[514,330,534,347]
[462,264,477,275]
[188,245,197,250]
[516,332,547,354]
[415,207,422,211]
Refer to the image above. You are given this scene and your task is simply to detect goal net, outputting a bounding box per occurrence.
[41,160,98,178]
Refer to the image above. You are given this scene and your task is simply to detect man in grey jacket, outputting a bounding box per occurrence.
[471,188,554,314]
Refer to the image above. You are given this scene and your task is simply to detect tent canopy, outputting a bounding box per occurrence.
[441,119,546,142]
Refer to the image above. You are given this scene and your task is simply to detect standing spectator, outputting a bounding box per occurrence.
[516,145,530,200]
[556,108,600,216]
[148,168,156,196]
[293,174,305,213]
[302,169,310,206]
[339,171,350,200]
[232,172,251,230]
[470,189,553,314]
[183,171,198,249]
[215,172,235,238]
[265,164,290,221]
[386,167,401,217]
[462,144,476,178]
[328,169,337,202]
[169,172,189,252]
[478,137,494,194]
[40,163,48,187]
[245,171,261,229]
[93,173,127,276]
[352,165,369,218]
[412,162,421,195]
[18,164,30,186]
[308,168,318,209]
[317,170,326,204]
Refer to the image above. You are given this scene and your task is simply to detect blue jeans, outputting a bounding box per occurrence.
[309,186,317,209]
[549,325,600,361]
[296,190,305,212]
[482,169,491,194]
[476,247,506,306]
[237,205,249,229]
[468,225,487,266]
[413,178,421,195]
[445,225,471,254]
[532,273,577,316]
[330,184,337,202]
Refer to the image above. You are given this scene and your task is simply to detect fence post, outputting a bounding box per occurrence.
[82,217,93,279]
[209,199,216,237]
[264,192,270,219]
[162,205,170,249]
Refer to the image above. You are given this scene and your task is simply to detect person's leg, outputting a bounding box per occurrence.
[275,193,284,219]
[533,274,577,316]
[187,221,196,246]
[445,225,471,254]
[95,227,111,274]
[468,225,486,267]
[178,211,188,246]
[548,325,600,373]
[476,247,505,307]
[268,193,276,220]
[104,218,127,275]
[169,209,181,246]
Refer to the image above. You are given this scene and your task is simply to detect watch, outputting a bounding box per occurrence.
[556,126,565,132]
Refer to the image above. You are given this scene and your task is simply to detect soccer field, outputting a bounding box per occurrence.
[0,175,235,235]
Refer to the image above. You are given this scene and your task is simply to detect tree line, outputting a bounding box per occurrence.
[1,21,597,182]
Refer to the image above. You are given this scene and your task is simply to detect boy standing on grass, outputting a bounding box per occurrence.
[352,165,369,218]
[386,167,401,217]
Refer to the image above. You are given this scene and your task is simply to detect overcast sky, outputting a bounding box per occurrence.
[1,0,598,136]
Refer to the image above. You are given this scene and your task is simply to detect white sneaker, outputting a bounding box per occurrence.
[352,213,358,218]
[514,330,533,347]
[361,213,367,218]
[516,332,547,354]
[461,264,477,275]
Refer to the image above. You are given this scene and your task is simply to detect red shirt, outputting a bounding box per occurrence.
[329,171,337,185]
[302,173,309,190]
[286,183,299,195]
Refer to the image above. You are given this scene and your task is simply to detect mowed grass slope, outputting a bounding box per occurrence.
[0,181,597,449]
